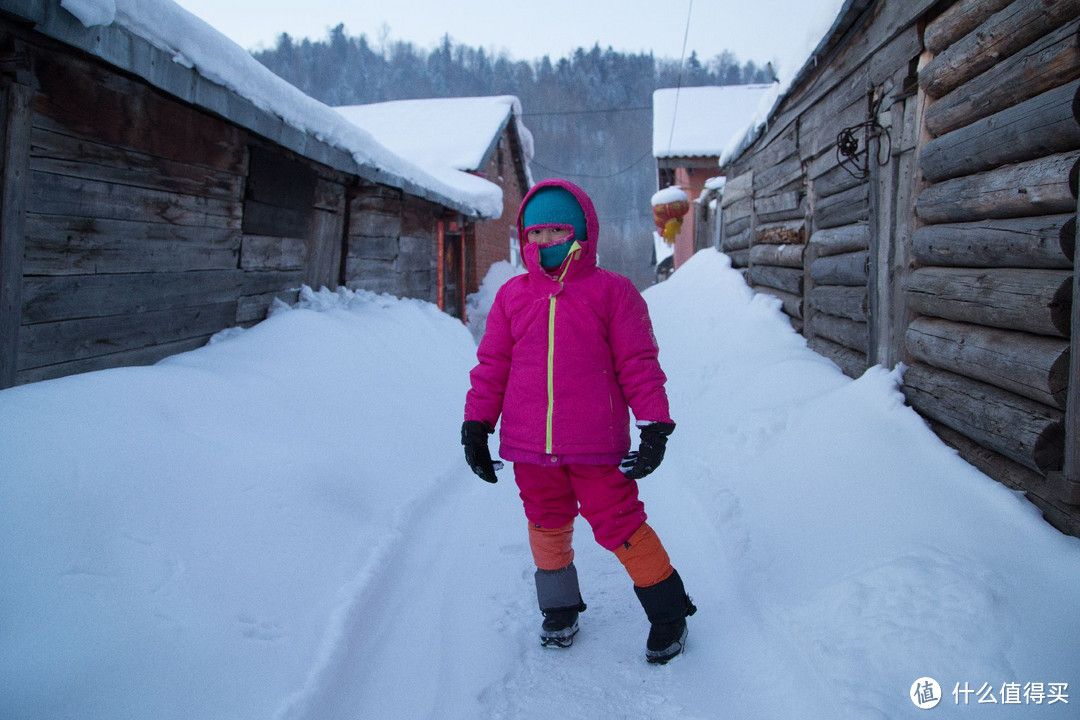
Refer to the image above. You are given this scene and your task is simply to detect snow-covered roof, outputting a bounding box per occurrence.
[652,84,775,159]
[37,0,502,218]
[720,0,860,167]
[335,96,535,189]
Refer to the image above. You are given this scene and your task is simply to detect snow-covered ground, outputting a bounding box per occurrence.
[2,250,1077,719]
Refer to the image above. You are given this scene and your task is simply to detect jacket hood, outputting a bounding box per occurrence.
[517,179,600,277]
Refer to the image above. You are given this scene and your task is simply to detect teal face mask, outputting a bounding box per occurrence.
[522,187,588,245]
[539,239,574,268]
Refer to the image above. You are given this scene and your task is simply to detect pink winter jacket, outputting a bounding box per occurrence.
[464,179,673,466]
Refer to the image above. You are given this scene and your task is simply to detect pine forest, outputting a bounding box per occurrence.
[254,26,773,286]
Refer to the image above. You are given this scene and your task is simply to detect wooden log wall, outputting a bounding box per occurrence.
[719,170,753,270]
[806,224,871,377]
[0,20,439,387]
[718,0,934,376]
[804,158,872,377]
[903,0,1080,531]
[714,0,1080,534]
[748,115,808,322]
[738,117,809,331]
[236,145,348,324]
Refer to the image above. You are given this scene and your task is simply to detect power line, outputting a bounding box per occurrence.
[522,106,652,117]
[530,150,654,179]
[660,0,695,158]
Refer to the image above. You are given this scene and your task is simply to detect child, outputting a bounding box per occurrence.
[461,178,695,664]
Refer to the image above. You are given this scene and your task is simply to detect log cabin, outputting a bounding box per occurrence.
[712,0,1080,536]
[0,0,505,387]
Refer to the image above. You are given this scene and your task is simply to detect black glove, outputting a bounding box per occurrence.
[621,421,676,479]
[462,420,501,483]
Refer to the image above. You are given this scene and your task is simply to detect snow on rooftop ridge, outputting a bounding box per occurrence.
[60,0,115,25]
[719,82,782,167]
[335,95,535,188]
[719,0,852,167]
[652,84,774,159]
[59,0,503,218]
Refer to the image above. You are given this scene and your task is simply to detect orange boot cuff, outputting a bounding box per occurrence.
[613,522,674,588]
[528,521,575,571]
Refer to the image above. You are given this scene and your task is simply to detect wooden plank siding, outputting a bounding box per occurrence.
[11,35,247,383]
[711,0,1080,535]
[0,12,471,387]
[0,75,33,388]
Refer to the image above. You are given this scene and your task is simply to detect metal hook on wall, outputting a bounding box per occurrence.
[835,94,891,180]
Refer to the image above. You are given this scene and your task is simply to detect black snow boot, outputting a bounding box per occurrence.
[535,563,587,648]
[633,568,696,664]
[540,607,583,648]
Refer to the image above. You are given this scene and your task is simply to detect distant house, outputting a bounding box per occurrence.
[336,97,534,320]
[0,0,503,387]
[652,84,773,269]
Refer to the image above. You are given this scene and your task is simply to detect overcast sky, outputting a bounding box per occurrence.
[171,0,840,80]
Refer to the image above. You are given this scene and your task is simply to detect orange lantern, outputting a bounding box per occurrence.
[651,187,689,245]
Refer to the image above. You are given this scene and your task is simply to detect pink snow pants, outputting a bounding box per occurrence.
[514,462,647,551]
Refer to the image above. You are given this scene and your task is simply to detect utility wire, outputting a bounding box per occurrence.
[522,106,652,117]
[527,2,694,183]
[665,0,695,157]
[530,150,654,179]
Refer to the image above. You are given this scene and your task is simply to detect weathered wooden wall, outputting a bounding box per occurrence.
[718,169,753,270]
[905,0,1080,534]
[344,184,441,302]
[14,36,247,383]
[713,0,1080,536]
[0,17,460,387]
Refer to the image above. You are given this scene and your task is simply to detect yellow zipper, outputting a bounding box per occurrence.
[544,242,582,454]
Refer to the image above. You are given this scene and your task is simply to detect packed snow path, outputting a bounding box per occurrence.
[2,251,1078,719]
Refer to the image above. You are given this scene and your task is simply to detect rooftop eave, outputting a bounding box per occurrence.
[472,107,513,175]
[720,0,874,171]
[3,0,488,219]
[656,155,720,170]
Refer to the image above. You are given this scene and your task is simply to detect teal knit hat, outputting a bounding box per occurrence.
[521,186,588,244]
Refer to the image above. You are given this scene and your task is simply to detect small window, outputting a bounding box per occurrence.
[243,146,317,238]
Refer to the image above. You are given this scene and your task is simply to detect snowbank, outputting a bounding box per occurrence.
[0,286,478,720]
[2,250,1077,719]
